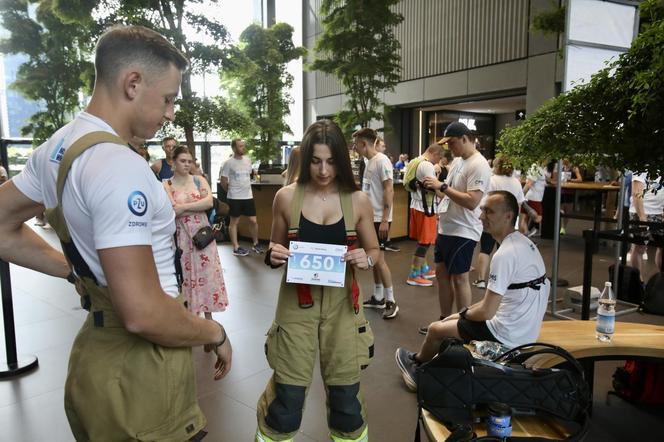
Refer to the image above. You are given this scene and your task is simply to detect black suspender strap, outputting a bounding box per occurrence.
[507,274,548,290]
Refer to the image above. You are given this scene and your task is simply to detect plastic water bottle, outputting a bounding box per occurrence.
[596,282,616,342]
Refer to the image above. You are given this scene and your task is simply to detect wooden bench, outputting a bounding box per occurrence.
[422,321,664,441]
[422,410,571,441]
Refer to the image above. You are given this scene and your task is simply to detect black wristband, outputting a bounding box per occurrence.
[214,321,227,348]
[439,182,449,192]
[264,247,284,269]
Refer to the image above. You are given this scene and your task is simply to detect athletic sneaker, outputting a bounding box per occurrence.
[363,296,386,309]
[252,243,265,254]
[527,227,539,237]
[395,348,418,392]
[233,247,250,257]
[406,275,433,287]
[472,279,487,289]
[421,268,436,280]
[383,301,399,319]
[384,242,401,252]
[418,325,429,335]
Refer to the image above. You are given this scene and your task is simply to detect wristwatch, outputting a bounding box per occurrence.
[439,181,449,192]
[459,306,469,319]
[367,255,375,269]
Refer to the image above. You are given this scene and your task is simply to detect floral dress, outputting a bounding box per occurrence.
[171,187,228,314]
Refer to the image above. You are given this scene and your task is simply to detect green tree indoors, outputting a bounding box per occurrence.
[52,0,244,149]
[311,0,404,133]
[225,23,305,163]
[0,0,94,143]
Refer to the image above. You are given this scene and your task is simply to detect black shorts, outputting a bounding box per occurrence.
[434,234,476,274]
[228,198,256,218]
[457,318,498,343]
[373,221,391,248]
[479,231,497,255]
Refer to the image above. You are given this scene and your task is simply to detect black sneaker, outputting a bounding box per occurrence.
[363,296,386,309]
[233,247,250,257]
[418,325,428,335]
[395,348,418,392]
[382,301,399,319]
[252,243,265,254]
[384,242,400,252]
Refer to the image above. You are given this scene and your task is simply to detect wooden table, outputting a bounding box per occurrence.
[422,410,571,441]
[531,320,664,368]
[422,320,664,441]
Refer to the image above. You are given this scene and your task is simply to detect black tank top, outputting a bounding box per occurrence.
[298,214,346,245]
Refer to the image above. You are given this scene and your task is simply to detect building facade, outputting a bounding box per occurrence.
[303,0,563,160]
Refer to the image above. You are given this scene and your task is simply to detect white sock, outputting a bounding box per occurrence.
[384,286,395,303]
[373,284,384,301]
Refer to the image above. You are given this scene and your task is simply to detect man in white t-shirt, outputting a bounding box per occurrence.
[0,26,231,439]
[420,122,492,333]
[629,172,664,276]
[353,128,399,319]
[396,191,550,390]
[220,138,263,257]
[403,144,444,287]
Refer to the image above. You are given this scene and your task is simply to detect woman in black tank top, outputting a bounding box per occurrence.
[256,120,380,441]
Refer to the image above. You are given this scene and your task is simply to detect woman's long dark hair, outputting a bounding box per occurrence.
[297,119,358,192]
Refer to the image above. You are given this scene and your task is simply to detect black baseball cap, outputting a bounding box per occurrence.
[437,122,472,146]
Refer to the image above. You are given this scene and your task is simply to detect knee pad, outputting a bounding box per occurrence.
[328,384,363,433]
[265,383,306,434]
[415,244,429,258]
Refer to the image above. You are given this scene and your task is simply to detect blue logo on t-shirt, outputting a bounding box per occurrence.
[49,139,66,164]
[128,191,148,216]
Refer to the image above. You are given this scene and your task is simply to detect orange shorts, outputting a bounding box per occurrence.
[409,208,438,245]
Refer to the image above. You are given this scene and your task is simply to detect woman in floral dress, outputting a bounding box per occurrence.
[164,146,228,343]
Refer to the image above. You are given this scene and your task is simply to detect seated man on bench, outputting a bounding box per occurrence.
[396,191,550,390]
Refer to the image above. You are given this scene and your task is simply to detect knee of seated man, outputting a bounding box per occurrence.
[428,319,455,339]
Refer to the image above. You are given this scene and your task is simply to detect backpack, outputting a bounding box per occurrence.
[608,264,644,304]
[402,157,436,216]
[415,338,591,441]
[612,360,664,406]
[642,272,664,315]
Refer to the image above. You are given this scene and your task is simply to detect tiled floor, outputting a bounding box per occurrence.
[1,219,663,441]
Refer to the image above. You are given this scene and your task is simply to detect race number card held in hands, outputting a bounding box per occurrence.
[286,241,347,288]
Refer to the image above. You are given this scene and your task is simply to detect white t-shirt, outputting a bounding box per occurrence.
[629,173,664,216]
[12,112,179,296]
[486,231,550,348]
[220,156,253,200]
[438,152,491,241]
[484,174,526,206]
[524,165,547,202]
[410,158,437,212]
[362,152,393,222]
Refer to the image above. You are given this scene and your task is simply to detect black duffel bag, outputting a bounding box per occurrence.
[415,338,591,441]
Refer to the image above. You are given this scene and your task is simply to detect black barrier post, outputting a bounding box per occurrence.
[581,230,594,320]
[0,259,38,378]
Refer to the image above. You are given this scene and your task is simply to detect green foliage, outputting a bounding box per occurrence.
[498,16,664,177]
[310,0,404,134]
[0,0,94,143]
[531,1,565,35]
[52,0,237,147]
[224,23,305,162]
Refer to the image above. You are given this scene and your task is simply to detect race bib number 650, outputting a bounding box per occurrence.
[287,241,347,287]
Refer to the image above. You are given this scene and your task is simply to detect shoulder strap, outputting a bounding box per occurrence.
[288,184,306,237]
[193,176,200,189]
[48,131,127,243]
[340,190,356,238]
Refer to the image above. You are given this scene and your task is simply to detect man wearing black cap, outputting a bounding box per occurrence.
[418,121,491,333]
